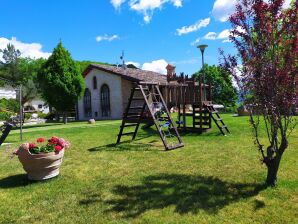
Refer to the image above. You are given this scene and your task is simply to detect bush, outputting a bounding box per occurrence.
[225,106,238,114]
[0,111,15,121]
[37,112,48,119]
[44,113,56,120]
[0,99,20,113]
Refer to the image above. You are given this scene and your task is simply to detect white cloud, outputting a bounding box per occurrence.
[191,38,200,46]
[0,37,51,60]
[126,61,140,68]
[204,32,217,40]
[177,18,210,36]
[129,0,183,23]
[142,59,168,74]
[212,0,293,23]
[212,0,237,22]
[96,34,119,42]
[111,0,126,9]
[217,29,230,39]
[202,29,235,43]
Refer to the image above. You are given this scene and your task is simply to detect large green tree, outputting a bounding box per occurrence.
[38,42,84,121]
[193,64,237,107]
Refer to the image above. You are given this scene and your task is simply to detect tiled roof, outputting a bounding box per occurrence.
[83,64,167,84]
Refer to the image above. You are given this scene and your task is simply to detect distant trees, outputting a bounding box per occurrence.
[221,0,297,186]
[193,64,238,107]
[0,44,45,105]
[38,42,84,123]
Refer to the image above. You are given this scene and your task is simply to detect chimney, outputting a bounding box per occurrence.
[166,64,176,81]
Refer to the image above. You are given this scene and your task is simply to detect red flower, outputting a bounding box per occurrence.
[48,137,59,145]
[29,143,37,149]
[55,145,63,152]
[36,138,45,143]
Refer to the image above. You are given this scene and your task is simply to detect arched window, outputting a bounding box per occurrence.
[93,76,97,89]
[100,84,110,117]
[83,88,92,117]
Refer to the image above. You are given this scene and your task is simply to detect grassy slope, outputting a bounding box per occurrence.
[0,115,297,224]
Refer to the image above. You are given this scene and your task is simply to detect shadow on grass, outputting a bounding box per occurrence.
[88,141,159,152]
[0,174,32,188]
[102,174,266,218]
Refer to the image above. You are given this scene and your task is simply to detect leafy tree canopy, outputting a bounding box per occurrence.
[38,42,85,112]
[0,44,45,104]
[193,64,238,107]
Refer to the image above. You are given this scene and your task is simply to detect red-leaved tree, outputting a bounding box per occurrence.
[221,0,297,186]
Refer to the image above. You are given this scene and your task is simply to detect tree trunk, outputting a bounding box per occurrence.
[266,156,281,186]
[63,112,68,124]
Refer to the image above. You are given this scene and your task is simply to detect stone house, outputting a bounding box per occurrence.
[77,64,168,120]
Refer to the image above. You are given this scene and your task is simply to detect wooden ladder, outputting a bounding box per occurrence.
[117,83,184,150]
[203,103,230,136]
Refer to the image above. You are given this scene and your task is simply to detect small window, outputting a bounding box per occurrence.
[38,104,43,109]
[93,76,97,89]
[84,88,92,117]
[95,111,98,117]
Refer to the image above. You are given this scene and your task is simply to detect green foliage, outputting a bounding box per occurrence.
[76,60,110,74]
[0,98,19,113]
[0,44,46,104]
[0,44,21,86]
[0,111,15,121]
[193,64,238,107]
[38,42,85,111]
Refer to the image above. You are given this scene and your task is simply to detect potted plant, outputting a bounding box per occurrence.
[15,137,70,181]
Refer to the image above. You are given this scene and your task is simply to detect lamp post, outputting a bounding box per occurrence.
[197,44,208,101]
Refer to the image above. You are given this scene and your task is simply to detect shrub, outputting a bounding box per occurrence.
[0,111,15,121]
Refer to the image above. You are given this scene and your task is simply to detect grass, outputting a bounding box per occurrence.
[0,115,297,224]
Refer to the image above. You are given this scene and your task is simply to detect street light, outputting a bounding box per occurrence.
[197,44,208,101]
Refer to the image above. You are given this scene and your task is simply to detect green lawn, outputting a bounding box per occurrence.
[0,115,297,224]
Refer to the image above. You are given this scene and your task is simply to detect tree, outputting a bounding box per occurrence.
[220,0,297,186]
[0,43,21,86]
[38,42,85,123]
[0,44,44,105]
[193,64,238,107]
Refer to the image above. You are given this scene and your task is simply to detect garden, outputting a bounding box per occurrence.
[0,115,297,224]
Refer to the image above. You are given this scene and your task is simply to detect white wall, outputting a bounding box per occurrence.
[0,87,16,99]
[78,69,124,120]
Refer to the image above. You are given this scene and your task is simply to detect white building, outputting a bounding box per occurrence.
[0,87,16,99]
[78,64,167,120]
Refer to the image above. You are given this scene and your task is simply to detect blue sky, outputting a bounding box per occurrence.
[1,0,289,75]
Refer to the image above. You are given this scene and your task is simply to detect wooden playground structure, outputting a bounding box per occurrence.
[116,66,230,151]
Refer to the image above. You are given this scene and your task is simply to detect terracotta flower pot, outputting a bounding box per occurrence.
[17,143,65,181]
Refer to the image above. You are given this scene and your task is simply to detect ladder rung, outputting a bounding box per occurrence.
[126,115,141,119]
[120,132,135,136]
[134,87,149,91]
[129,106,144,110]
[132,98,144,101]
[122,124,138,128]
[221,125,228,129]
[123,118,141,123]
[216,118,223,121]
[211,110,219,114]
[126,112,141,116]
